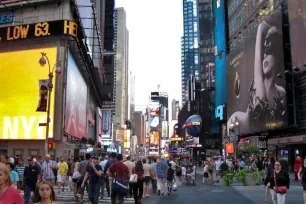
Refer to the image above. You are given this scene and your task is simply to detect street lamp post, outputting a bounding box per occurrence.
[38,52,61,154]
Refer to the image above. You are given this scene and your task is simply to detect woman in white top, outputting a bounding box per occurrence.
[71,156,81,200]
[142,159,153,197]
[181,165,187,183]
[203,161,209,183]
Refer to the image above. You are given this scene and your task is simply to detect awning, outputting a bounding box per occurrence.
[268,135,306,145]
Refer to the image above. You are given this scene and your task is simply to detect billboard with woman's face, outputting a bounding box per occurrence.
[227,8,288,135]
[288,0,306,71]
[65,51,88,138]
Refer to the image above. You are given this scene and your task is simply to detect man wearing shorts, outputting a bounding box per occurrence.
[57,156,68,193]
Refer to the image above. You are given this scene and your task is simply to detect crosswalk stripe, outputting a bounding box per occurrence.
[55,190,135,203]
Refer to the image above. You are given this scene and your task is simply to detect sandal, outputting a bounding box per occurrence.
[264,199,268,203]
[74,196,79,200]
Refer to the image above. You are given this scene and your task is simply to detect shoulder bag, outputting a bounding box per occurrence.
[274,170,288,194]
[112,163,129,196]
[129,169,138,184]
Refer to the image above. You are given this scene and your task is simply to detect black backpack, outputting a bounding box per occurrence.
[176,167,182,176]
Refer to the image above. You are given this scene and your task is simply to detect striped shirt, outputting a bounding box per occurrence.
[42,160,57,180]
[15,165,25,181]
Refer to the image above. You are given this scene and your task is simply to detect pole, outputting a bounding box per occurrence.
[45,72,53,154]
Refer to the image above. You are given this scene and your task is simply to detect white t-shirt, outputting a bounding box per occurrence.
[215,161,223,171]
[143,163,151,177]
[169,161,176,170]
[181,167,186,176]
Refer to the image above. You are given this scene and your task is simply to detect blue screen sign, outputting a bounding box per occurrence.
[215,104,226,121]
[0,13,13,24]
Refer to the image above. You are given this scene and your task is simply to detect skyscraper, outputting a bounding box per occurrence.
[113,7,129,126]
[129,71,136,133]
[181,0,200,104]
[172,99,180,120]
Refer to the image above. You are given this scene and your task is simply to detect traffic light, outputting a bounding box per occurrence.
[48,142,55,150]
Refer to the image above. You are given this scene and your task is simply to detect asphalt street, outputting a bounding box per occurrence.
[142,172,304,204]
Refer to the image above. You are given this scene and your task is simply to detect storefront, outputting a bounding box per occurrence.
[268,135,306,169]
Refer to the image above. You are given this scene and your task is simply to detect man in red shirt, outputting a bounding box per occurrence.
[108,154,130,204]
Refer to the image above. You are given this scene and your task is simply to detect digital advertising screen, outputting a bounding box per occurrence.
[149,131,160,154]
[288,0,306,71]
[0,47,57,140]
[65,51,88,139]
[227,8,287,135]
[150,116,159,131]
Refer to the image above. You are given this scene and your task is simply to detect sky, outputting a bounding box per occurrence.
[115,0,183,111]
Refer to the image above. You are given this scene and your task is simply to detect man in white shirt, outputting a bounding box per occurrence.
[215,157,223,178]
[99,156,108,198]
[124,156,135,197]
[169,160,177,171]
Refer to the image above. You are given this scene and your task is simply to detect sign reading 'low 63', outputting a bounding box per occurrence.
[0,20,79,42]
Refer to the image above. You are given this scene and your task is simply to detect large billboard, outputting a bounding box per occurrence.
[227,8,287,135]
[161,121,168,139]
[124,129,130,149]
[101,110,112,139]
[65,51,88,139]
[288,0,306,71]
[149,131,160,154]
[0,47,57,140]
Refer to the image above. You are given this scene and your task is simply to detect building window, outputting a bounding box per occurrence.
[299,88,306,119]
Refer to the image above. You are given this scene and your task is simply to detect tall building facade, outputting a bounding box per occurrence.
[172,99,180,120]
[113,7,129,126]
[181,0,200,104]
[0,0,105,160]
[129,72,136,134]
[135,111,146,145]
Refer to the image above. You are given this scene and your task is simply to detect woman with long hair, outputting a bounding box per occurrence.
[142,159,153,197]
[71,156,81,200]
[32,180,57,204]
[132,160,144,204]
[6,162,19,188]
[0,163,24,203]
[264,161,289,204]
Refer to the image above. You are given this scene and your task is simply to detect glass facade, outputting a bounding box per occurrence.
[181,0,200,103]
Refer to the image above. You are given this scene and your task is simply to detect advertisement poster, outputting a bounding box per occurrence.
[227,8,287,135]
[149,131,160,154]
[65,51,88,138]
[36,79,49,112]
[288,0,306,71]
[102,110,111,139]
[96,108,102,143]
[124,129,130,149]
[162,121,168,139]
[205,62,215,89]
[150,116,159,131]
[0,47,57,140]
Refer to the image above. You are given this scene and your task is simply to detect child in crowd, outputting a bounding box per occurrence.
[32,181,57,204]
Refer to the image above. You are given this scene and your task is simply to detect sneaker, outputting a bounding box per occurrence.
[157,190,160,196]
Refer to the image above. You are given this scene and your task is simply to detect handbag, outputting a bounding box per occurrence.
[72,171,81,179]
[129,174,138,184]
[274,170,288,194]
[111,163,129,196]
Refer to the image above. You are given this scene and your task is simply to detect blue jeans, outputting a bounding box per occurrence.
[88,183,100,204]
[24,184,35,204]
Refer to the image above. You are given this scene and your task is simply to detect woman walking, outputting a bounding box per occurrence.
[142,159,153,197]
[264,161,290,204]
[132,160,144,204]
[202,161,209,184]
[263,156,275,203]
[298,158,306,204]
[71,156,81,200]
